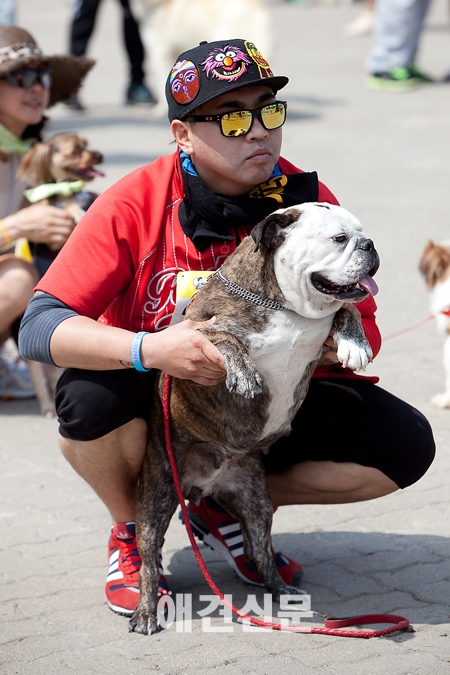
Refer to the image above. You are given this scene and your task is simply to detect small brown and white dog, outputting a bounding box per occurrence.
[419,240,450,409]
[17,132,104,417]
[18,132,104,226]
[129,0,273,115]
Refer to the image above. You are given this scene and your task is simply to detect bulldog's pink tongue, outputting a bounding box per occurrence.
[359,275,379,296]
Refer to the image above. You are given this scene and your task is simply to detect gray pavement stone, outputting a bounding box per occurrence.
[1,0,450,672]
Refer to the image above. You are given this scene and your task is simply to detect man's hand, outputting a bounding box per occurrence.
[322,303,362,363]
[142,317,227,386]
[322,332,339,363]
[5,201,76,250]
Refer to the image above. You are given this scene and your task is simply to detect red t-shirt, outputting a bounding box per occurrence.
[37,151,380,379]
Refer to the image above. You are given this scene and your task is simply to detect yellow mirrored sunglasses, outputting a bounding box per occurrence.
[186,101,287,137]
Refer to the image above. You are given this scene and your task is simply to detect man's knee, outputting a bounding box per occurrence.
[58,417,148,468]
[398,407,436,488]
[55,367,155,441]
[378,405,436,490]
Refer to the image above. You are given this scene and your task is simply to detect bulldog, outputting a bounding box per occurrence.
[130,202,380,635]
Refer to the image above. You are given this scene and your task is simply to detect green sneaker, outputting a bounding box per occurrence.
[366,67,425,92]
[409,65,434,83]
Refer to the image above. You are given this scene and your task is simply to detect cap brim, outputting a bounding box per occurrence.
[177,75,289,120]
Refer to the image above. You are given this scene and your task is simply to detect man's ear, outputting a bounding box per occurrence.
[171,120,193,154]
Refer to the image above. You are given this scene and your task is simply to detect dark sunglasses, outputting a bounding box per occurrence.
[1,68,52,90]
[186,101,287,137]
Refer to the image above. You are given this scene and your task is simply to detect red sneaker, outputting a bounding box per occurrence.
[106,522,170,616]
[184,497,303,587]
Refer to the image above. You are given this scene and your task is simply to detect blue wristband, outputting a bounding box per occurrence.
[131,331,151,372]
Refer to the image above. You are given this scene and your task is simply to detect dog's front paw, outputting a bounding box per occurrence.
[128,608,161,636]
[336,338,373,373]
[226,367,263,398]
[431,392,450,409]
[226,363,263,398]
[211,335,264,397]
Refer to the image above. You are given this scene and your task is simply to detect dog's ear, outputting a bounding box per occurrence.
[419,240,450,288]
[17,142,55,187]
[251,208,301,252]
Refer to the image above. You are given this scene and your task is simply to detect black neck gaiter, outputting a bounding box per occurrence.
[178,168,319,251]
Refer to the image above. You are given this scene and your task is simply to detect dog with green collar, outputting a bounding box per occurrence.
[18,131,104,275]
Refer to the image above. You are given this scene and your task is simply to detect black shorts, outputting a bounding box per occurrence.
[55,369,435,490]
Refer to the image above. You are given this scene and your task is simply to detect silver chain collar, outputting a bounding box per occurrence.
[215,269,287,311]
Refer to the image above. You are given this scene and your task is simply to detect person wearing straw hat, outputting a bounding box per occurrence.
[0,26,94,398]
[20,39,435,618]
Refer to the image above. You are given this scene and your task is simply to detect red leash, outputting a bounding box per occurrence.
[383,314,435,341]
[383,306,450,342]
[162,373,410,638]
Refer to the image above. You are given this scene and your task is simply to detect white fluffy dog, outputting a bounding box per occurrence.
[130,0,273,115]
[419,240,450,408]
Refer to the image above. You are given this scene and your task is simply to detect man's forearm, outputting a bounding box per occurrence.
[19,292,136,370]
[49,316,136,370]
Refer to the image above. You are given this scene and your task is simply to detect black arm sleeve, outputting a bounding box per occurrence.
[18,292,80,366]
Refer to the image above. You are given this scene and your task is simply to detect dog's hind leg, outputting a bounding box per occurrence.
[129,444,178,635]
[212,457,303,600]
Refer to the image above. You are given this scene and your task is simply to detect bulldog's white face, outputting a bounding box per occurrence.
[253,202,379,319]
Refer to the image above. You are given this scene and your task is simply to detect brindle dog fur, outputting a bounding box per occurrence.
[130,205,378,635]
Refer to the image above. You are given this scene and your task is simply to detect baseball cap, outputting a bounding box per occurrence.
[166,39,289,122]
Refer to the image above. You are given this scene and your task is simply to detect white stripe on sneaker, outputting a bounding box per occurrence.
[223,534,244,547]
[201,531,261,584]
[218,522,241,536]
[108,549,121,577]
[109,549,119,565]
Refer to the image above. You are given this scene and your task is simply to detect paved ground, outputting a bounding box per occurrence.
[1,0,450,673]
